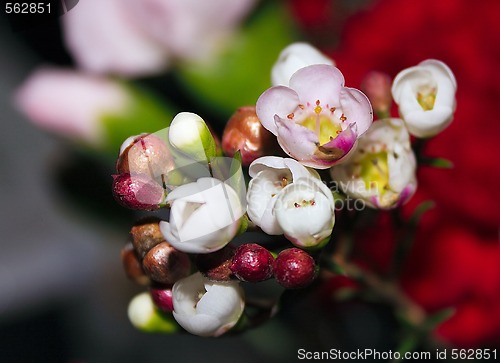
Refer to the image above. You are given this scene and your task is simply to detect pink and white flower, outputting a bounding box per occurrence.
[391,59,457,138]
[256,64,373,169]
[331,118,417,209]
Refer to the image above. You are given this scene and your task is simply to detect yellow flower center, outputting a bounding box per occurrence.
[359,151,390,194]
[417,86,437,111]
[295,100,343,145]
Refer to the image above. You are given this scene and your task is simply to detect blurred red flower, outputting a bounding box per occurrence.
[294,0,500,347]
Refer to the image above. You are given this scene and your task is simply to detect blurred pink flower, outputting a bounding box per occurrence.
[62,0,168,77]
[15,68,129,145]
[62,0,257,77]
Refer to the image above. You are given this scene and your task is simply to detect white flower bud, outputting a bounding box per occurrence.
[168,112,217,162]
[274,177,335,248]
[127,292,177,333]
[160,177,245,254]
[271,42,335,86]
[172,272,244,337]
[392,59,457,138]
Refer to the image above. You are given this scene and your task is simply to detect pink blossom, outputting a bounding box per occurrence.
[256,64,373,169]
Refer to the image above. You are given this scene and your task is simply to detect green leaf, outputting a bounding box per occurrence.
[333,287,358,301]
[409,200,435,225]
[321,257,346,276]
[394,332,420,362]
[424,307,455,330]
[101,82,177,155]
[421,157,454,169]
[175,0,298,120]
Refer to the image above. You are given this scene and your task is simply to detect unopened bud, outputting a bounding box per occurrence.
[361,71,393,118]
[127,292,177,333]
[112,173,165,210]
[168,112,217,162]
[130,218,165,259]
[273,248,317,289]
[222,106,278,166]
[230,243,274,282]
[142,242,192,285]
[121,243,150,285]
[196,244,237,282]
[150,286,174,313]
[116,133,175,181]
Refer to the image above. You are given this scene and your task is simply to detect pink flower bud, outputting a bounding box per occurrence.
[222,106,278,166]
[361,71,393,117]
[230,244,274,282]
[112,173,165,210]
[150,286,174,313]
[273,248,317,289]
[142,242,192,285]
[117,133,175,180]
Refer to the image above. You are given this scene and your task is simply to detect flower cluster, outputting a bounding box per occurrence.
[114,42,457,337]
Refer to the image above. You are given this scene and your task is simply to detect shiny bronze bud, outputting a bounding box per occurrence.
[142,242,191,285]
[222,106,278,166]
[130,218,165,259]
[196,244,237,282]
[121,243,150,286]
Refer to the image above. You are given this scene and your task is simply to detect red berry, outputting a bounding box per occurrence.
[230,243,274,282]
[273,248,317,289]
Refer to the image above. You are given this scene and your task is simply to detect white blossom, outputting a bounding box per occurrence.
[172,273,244,337]
[392,59,457,138]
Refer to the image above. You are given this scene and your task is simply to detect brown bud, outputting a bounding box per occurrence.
[112,173,165,210]
[361,71,393,117]
[130,218,165,259]
[142,242,191,285]
[116,133,175,181]
[121,243,150,286]
[273,248,317,289]
[222,106,279,166]
[196,244,237,282]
